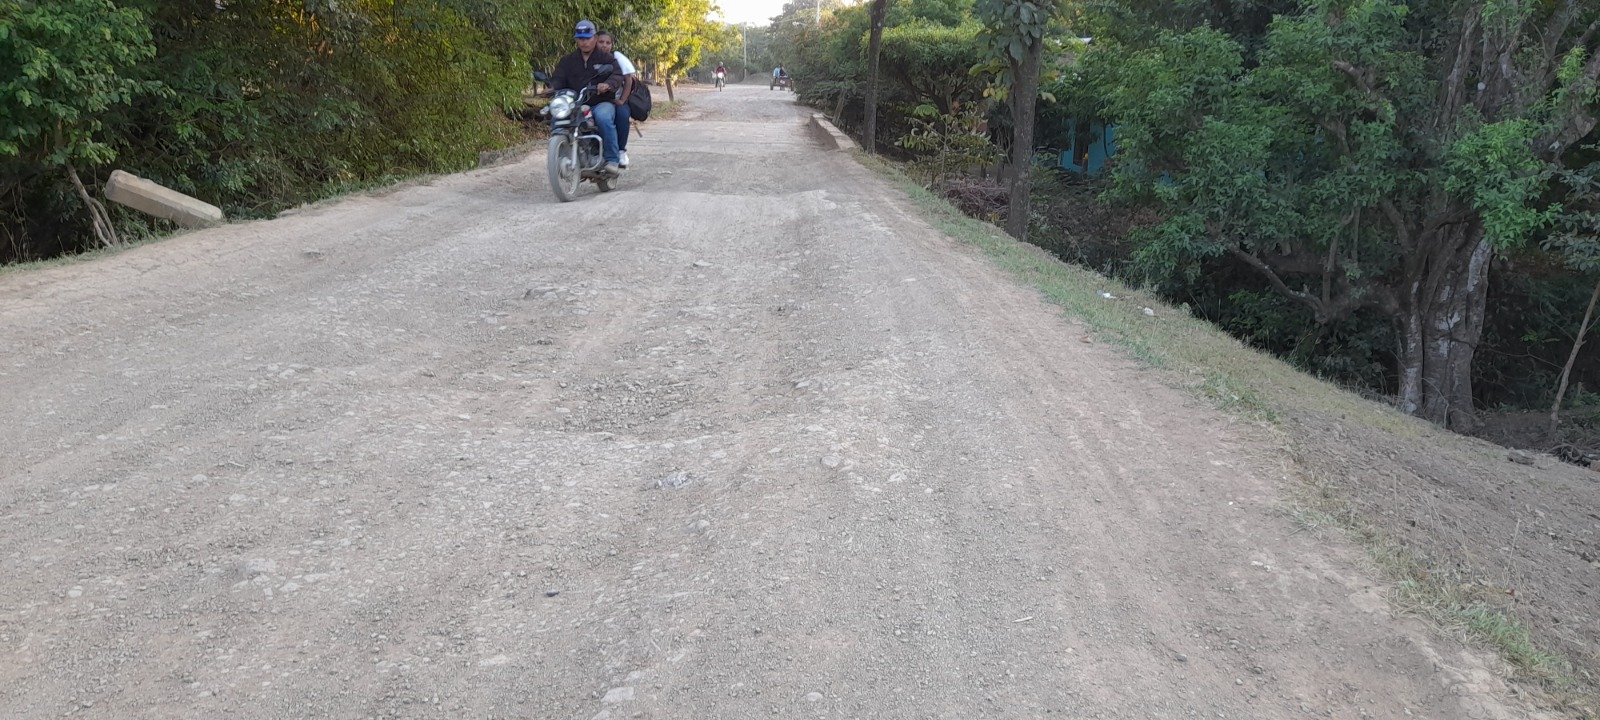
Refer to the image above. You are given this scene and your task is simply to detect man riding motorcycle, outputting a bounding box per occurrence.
[714,63,727,89]
[551,20,624,174]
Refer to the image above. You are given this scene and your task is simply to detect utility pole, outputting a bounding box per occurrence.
[742,24,748,76]
[815,0,820,23]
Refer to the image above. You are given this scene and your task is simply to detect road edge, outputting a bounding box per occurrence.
[809,114,859,152]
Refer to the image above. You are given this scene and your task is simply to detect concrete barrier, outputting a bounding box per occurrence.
[104,170,224,228]
[808,114,859,152]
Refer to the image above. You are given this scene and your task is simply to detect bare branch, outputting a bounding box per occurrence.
[1439,8,1480,131]
[1379,198,1413,250]
[1541,2,1579,70]
[66,165,118,248]
[1523,2,1581,108]
[1228,245,1326,314]
[1331,60,1377,97]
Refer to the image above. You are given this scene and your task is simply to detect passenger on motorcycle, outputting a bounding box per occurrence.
[595,31,634,169]
[551,20,624,174]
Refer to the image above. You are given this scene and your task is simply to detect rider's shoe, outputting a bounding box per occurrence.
[619,150,630,168]
[604,162,622,175]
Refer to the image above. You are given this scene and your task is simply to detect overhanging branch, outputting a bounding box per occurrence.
[1229,244,1394,324]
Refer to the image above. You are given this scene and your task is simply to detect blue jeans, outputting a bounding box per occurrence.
[615,101,631,152]
[591,100,621,164]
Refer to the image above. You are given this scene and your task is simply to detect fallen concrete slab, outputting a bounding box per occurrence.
[104,170,225,228]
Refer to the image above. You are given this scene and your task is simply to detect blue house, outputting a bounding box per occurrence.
[1060,119,1117,176]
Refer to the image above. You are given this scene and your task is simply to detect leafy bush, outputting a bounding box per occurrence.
[0,0,655,262]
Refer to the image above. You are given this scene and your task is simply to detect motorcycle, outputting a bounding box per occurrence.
[534,67,619,202]
[715,70,726,91]
[770,74,791,91]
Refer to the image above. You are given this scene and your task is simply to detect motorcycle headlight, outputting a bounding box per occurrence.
[549,95,574,120]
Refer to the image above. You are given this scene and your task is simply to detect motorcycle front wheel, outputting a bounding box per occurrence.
[548,135,580,202]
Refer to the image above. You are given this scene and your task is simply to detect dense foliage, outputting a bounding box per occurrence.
[0,0,706,263]
[1081,0,1600,429]
[783,0,1600,431]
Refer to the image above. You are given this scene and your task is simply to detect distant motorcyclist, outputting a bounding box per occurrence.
[714,62,727,89]
[551,20,623,174]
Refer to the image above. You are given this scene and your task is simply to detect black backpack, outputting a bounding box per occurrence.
[627,79,653,122]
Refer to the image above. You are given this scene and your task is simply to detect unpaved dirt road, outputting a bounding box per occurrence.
[0,86,1552,719]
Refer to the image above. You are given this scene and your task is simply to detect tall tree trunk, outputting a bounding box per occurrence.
[862,0,889,154]
[1003,37,1043,240]
[1549,276,1600,433]
[1396,223,1489,431]
[665,75,676,103]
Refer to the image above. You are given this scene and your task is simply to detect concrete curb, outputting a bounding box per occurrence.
[808,114,859,153]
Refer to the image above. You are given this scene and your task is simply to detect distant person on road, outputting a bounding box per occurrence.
[773,65,787,79]
[551,19,624,173]
[595,31,635,169]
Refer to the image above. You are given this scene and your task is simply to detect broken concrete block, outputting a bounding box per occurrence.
[104,170,224,228]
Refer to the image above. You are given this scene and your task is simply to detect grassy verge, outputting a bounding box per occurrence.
[0,231,170,276]
[653,98,687,120]
[857,154,1597,714]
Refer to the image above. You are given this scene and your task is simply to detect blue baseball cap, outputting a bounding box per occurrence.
[574,20,596,38]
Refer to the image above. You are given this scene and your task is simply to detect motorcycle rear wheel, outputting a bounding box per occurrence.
[548,135,580,202]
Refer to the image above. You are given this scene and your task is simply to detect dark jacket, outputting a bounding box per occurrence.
[552,48,621,102]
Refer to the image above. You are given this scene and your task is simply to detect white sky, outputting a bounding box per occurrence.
[712,0,806,26]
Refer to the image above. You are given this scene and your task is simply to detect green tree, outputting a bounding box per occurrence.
[1099,0,1600,430]
[974,0,1066,239]
[863,0,893,153]
[887,0,973,27]
[636,0,728,101]
[0,0,161,247]
[766,0,850,70]
[880,22,986,116]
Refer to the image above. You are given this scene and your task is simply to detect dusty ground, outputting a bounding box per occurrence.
[1295,408,1600,693]
[0,86,1566,718]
